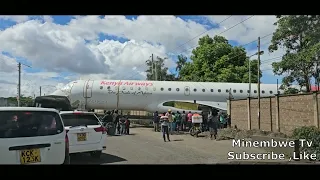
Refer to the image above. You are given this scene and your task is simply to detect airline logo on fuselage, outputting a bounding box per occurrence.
[100,81,153,86]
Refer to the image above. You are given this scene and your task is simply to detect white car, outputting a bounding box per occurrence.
[59,111,107,158]
[0,107,70,164]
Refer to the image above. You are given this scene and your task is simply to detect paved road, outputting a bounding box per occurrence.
[70,127,289,164]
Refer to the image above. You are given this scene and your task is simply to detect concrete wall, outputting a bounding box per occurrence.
[229,92,320,135]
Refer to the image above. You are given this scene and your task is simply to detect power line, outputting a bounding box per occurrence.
[170,16,233,53]
[121,32,275,82]
[122,16,261,81]
[176,16,255,55]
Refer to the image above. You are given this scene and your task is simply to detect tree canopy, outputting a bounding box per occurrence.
[268,15,320,92]
[5,95,34,107]
[178,35,261,83]
[145,56,175,81]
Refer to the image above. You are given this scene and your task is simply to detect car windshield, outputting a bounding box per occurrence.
[0,111,64,138]
[60,113,100,127]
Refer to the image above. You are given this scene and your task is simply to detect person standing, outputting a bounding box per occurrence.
[220,113,227,129]
[113,110,120,134]
[160,116,170,142]
[181,111,186,131]
[201,111,208,131]
[172,112,176,132]
[165,109,173,134]
[102,111,113,123]
[208,111,219,140]
[187,111,193,130]
[125,117,130,135]
[119,116,126,135]
[153,111,159,132]
[175,111,181,133]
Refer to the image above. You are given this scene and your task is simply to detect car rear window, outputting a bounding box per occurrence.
[60,113,100,127]
[0,111,64,139]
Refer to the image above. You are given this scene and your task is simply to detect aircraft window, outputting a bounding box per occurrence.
[210,89,213,92]
[262,90,265,94]
[233,89,236,93]
[100,86,103,90]
[168,88,172,91]
[130,87,133,90]
[107,86,110,89]
[254,90,257,93]
[153,87,156,91]
[240,90,243,93]
[218,89,221,92]
[226,89,229,93]
[247,90,250,93]
[185,87,189,91]
[161,87,164,91]
[193,88,197,92]
[138,87,141,91]
[122,87,126,90]
[202,89,205,92]
[269,91,273,94]
[145,87,148,91]
[176,88,180,91]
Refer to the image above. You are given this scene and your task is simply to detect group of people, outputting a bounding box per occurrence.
[153,110,195,133]
[101,110,130,135]
[153,109,231,141]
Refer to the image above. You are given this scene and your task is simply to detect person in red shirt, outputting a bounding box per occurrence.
[187,111,193,130]
[125,116,130,135]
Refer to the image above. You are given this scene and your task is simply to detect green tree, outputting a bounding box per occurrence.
[268,15,320,92]
[179,35,260,83]
[6,95,34,106]
[145,56,176,81]
[175,54,187,80]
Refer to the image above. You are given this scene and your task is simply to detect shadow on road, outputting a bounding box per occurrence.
[107,133,136,137]
[173,139,184,141]
[70,152,127,164]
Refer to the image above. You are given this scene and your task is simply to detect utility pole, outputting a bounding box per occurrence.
[257,37,261,130]
[17,63,21,107]
[40,86,42,96]
[248,59,251,97]
[151,54,154,80]
[155,61,158,81]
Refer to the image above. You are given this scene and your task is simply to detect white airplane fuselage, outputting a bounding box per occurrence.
[51,80,284,112]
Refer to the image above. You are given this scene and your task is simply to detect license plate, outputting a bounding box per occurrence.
[20,149,41,164]
[77,133,87,141]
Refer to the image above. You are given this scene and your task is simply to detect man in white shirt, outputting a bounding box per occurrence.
[160,116,170,142]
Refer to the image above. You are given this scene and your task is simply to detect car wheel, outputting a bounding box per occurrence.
[90,151,102,158]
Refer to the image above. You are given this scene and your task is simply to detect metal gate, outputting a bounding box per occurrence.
[83,80,94,98]
[184,86,190,96]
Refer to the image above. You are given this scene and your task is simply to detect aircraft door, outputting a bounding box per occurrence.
[83,80,94,98]
[184,86,190,96]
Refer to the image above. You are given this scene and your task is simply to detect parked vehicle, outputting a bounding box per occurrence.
[0,107,70,164]
[59,111,107,158]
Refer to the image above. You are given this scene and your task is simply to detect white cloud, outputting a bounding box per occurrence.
[0,16,29,23]
[0,71,67,97]
[0,15,283,97]
[0,54,17,73]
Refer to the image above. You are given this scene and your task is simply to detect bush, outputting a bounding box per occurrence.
[291,126,320,160]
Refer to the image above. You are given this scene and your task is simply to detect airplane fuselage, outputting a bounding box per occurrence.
[52,80,283,112]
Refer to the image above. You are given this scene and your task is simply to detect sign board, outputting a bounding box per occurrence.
[192,114,203,123]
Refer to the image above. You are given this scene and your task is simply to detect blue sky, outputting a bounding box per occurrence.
[0,15,283,88]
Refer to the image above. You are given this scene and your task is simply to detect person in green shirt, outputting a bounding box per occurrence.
[175,111,182,133]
